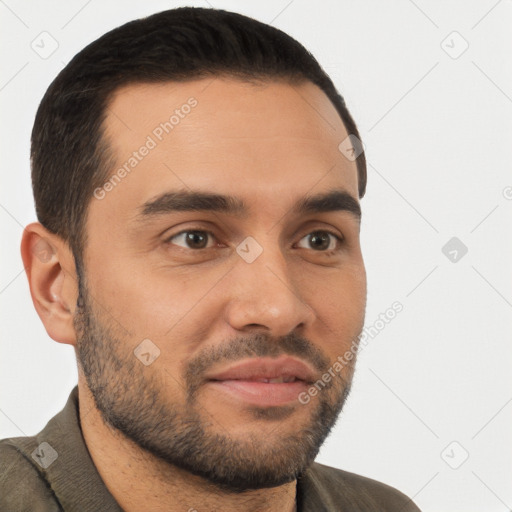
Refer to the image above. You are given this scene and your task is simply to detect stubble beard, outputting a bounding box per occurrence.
[74,282,357,492]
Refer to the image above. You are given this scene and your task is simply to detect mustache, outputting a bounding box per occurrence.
[184,332,331,396]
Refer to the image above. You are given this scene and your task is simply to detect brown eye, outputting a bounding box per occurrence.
[297,231,341,252]
[167,230,213,250]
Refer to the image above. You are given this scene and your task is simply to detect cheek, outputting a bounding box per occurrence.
[307,265,366,348]
[86,256,226,351]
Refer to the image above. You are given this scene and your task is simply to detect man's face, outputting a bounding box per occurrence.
[75,78,366,490]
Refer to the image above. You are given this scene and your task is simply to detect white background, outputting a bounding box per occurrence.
[1,1,511,510]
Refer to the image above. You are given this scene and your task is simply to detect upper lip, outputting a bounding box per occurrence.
[206,356,317,384]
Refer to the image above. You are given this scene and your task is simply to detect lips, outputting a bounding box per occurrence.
[205,356,317,407]
[207,356,316,383]
[245,376,298,383]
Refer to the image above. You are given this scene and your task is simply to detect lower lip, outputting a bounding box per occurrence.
[207,380,309,407]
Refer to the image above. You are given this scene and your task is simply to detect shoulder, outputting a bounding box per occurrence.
[301,462,421,511]
[0,437,62,512]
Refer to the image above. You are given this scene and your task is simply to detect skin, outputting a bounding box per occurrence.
[21,77,366,512]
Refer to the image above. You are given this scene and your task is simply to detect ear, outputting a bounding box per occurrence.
[21,223,79,346]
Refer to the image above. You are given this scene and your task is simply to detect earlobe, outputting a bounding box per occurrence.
[21,223,78,346]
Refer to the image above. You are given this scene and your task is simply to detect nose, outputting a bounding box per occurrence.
[224,244,315,337]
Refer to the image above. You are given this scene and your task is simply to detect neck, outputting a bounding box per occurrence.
[77,380,297,512]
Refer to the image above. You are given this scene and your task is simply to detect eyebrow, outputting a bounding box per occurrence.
[294,189,361,220]
[136,188,361,222]
[139,190,247,218]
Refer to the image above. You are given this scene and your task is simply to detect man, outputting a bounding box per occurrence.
[0,7,421,511]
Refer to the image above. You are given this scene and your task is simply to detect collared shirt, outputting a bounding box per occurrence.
[0,386,421,511]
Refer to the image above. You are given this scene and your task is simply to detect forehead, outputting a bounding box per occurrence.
[94,78,359,225]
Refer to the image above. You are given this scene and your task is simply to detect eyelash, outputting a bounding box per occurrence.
[164,228,344,255]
